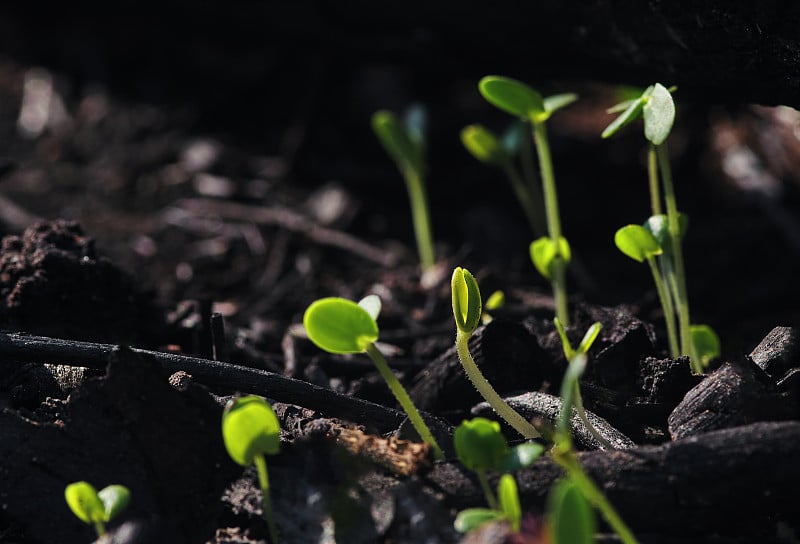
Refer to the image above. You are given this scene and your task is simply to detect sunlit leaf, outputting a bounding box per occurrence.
[304,297,379,354]
[97,485,130,522]
[690,324,721,370]
[65,482,106,525]
[453,418,509,472]
[479,76,545,121]
[461,124,509,166]
[544,93,578,114]
[452,267,483,334]
[498,474,522,532]
[643,83,675,145]
[615,224,663,263]
[530,236,571,280]
[222,395,281,466]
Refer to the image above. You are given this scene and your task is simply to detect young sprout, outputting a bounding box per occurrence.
[546,478,596,544]
[452,267,541,439]
[689,324,721,370]
[372,106,435,271]
[479,75,576,325]
[454,474,523,534]
[482,289,505,325]
[303,295,444,460]
[222,395,281,543]
[64,481,130,538]
[454,417,544,509]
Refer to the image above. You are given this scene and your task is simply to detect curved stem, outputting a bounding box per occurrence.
[254,454,278,543]
[365,342,444,460]
[402,168,436,271]
[573,384,614,450]
[455,329,540,439]
[477,469,498,509]
[647,256,680,358]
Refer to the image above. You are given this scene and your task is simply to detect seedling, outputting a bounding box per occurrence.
[451,267,541,439]
[303,295,444,459]
[482,289,505,325]
[461,123,546,236]
[454,474,522,533]
[479,75,576,325]
[372,106,435,271]
[546,477,596,544]
[454,417,544,508]
[222,395,281,543]
[689,324,721,370]
[64,481,130,538]
[603,84,719,372]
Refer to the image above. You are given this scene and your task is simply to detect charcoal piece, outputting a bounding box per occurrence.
[471,391,636,451]
[408,319,543,412]
[638,356,702,405]
[668,358,796,440]
[748,326,799,379]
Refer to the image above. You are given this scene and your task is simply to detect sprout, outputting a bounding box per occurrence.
[304,296,444,460]
[547,478,596,544]
[689,324,721,370]
[454,474,523,534]
[530,236,571,281]
[451,268,541,439]
[222,395,280,543]
[64,481,130,538]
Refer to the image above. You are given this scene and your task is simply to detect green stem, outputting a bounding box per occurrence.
[655,144,698,371]
[365,342,444,460]
[93,521,106,538]
[647,256,680,358]
[254,454,278,543]
[553,448,639,544]
[402,168,436,271]
[455,329,540,439]
[504,164,545,237]
[477,470,499,509]
[532,121,569,326]
[647,144,662,216]
[573,384,614,450]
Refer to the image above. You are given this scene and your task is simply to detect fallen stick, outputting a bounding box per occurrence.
[0,331,406,431]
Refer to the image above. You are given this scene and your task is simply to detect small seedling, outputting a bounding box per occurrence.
[64,481,130,538]
[546,477,596,544]
[478,75,576,325]
[303,295,444,459]
[451,267,541,439]
[372,106,436,271]
[482,289,505,325]
[454,474,523,533]
[454,417,544,508]
[222,395,281,543]
[689,324,721,370]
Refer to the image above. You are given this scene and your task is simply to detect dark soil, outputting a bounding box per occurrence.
[2,6,800,544]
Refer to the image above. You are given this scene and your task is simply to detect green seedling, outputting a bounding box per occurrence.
[304,295,444,459]
[454,474,523,533]
[452,267,541,439]
[479,75,576,325]
[690,324,721,370]
[603,84,718,371]
[372,106,435,271]
[546,477,596,544]
[222,395,281,543]
[461,123,546,236]
[454,417,544,509]
[64,481,130,538]
[481,289,505,325]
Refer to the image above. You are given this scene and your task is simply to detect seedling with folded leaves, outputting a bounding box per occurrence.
[478,76,576,325]
[303,295,444,459]
[604,84,719,372]
[64,481,130,538]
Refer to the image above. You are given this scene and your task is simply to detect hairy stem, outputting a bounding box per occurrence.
[455,329,540,439]
[254,454,278,543]
[365,342,444,459]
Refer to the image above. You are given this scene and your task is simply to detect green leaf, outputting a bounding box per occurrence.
[498,474,522,532]
[558,353,588,436]
[643,83,675,145]
[606,98,637,114]
[303,297,379,354]
[358,295,382,322]
[643,213,689,255]
[454,508,506,533]
[601,92,648,139]
[453,417,509,472]
[371,110,423,174]
[576,322,602,355]
[543,93,578,114]
[97,485,130,522]
[690,324,721,370]
[614,224,663,263]
[485,290,505,311]
[498,442,546,473]
[461,124,509,166]
[222,395,281,466]
[451,267,483,334]
[529,236,571,281]
[65,481,106,525]
[554,317,575,361]
[479,76,545,121]
[547,478,596,544]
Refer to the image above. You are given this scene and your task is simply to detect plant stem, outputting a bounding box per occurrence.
[572,384,614,450]
[532,121,569,326]
[647,144,662,216]
[655,144,699,371]
[402,168,436,271]
[93,521,106,538]
[553,447,639,544]
[365,342,444,460]
[647,256,680,358]
[504,164,545,237]
[455,329,540,439]
[477,469,499,509]
[254,454,278,544]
